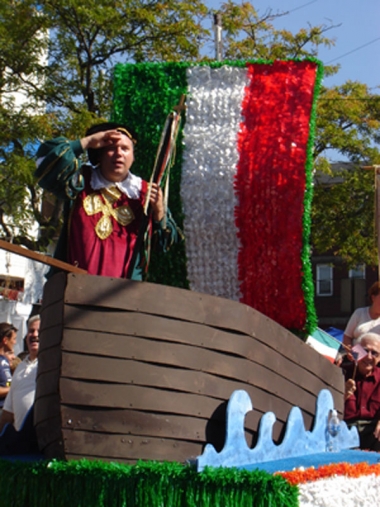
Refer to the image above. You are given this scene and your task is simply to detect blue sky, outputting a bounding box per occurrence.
[205,0,380,91]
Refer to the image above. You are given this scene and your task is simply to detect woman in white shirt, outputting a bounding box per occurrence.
[343,281,380,348]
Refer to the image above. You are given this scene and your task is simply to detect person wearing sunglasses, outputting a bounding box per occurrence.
[343,332,380,450]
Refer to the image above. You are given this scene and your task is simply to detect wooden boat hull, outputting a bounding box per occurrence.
[34,272,344,463]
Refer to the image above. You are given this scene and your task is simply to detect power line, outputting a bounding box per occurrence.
[326,37,380,64]
[287,0,319,14]
[282,2,379,72]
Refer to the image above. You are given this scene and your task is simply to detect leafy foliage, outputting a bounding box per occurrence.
[217,0,339,69]
[311,167,377,267]
[315,82,380,162]
[41,0,209,115]
[311,82,380,264]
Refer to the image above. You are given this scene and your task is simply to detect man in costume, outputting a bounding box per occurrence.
[35,122,179,279]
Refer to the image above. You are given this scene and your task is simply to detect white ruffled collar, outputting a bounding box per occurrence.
[90,166,142,199]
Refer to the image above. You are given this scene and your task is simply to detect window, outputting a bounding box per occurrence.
[349,264,366,279]
[316,264,333,296]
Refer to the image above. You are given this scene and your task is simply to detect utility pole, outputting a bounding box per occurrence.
[362,164,380,279]
[213,13,222,61]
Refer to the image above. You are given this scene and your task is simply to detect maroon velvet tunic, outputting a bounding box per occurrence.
[344,363,380,422]
[68,167,148,278]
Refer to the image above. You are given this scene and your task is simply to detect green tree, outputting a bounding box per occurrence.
[40,0,210,118]
[311,167,377,267]
[0,0,53,248]
[315,82,380,162]
[311,82,380,266]
[217,0,338,68]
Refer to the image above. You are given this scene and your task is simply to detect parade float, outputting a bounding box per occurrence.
[2,59,379,506]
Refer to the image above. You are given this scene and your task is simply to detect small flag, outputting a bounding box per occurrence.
[351,343,368,362]
[306,328,342,363]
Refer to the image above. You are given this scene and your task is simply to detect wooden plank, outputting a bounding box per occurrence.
[0,240,87,274]
[61,407,210,441]
[62,275,340,390]
[61,351,250,395]
[67,311,343,393]
[60,378,237,419]
[34,416,63,452]
[62,274,341,391]
[64,274,291,343]
[38,344,62,373]
[248,308,344,386]
[60,405,294,445]
[39,335,340,430]
[61,308,344,395]
[41,272,67,309]
[62,390,314,440]
[34,393,61,426]
[41,302,64,334]
[59,378,316,431]
[39,396,311,462]
[43,354,310,438]
[36,370,60,398]
[61,429,211,462]
[53,374,313,441]
[39,324,64,353]
[64,274,213,322]
[60,332,320,414]
[60,351,296,422]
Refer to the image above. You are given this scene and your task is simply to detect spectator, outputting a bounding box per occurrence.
[343,332,380,451]
[343,281,380,349]
[0,323,17,416]
[0,315,40,432]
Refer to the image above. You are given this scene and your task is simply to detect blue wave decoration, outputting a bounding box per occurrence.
[196,389,359,471]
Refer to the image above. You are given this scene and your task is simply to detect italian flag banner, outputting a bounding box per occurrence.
[112,60,322,335]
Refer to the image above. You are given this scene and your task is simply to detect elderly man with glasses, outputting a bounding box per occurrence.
[344,332,380,451]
